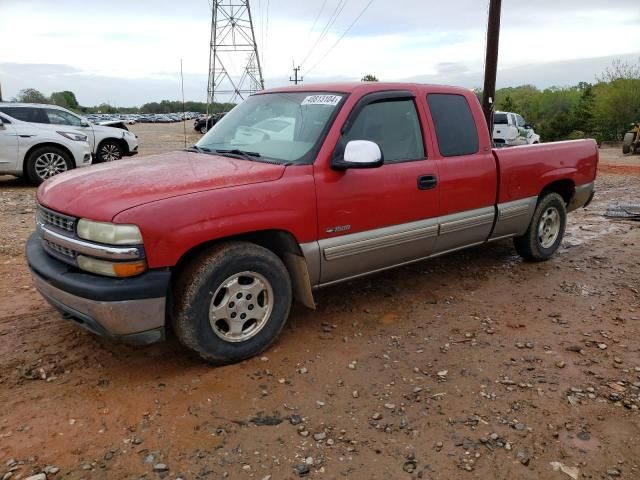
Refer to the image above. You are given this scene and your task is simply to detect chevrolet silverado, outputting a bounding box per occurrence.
[26,83,597,364]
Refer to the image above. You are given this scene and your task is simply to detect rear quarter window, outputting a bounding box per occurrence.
[427,94,479,157]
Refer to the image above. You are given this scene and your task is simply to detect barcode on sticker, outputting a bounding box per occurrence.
[301,95,342,106]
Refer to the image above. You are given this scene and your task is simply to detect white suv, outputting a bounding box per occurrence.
[0,108,92,185]
[0,103,139,165]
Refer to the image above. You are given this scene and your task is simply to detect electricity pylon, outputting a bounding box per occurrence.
[207,0,264,110]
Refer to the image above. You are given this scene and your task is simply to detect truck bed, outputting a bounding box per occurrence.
[492,139,599,204]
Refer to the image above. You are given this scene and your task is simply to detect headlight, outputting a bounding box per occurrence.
[77,255,147,278]
[57,131,88,142]
[77,219,143,245]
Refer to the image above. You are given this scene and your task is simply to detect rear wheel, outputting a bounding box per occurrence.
[514,192,567,261]
[97,140,123,162]
[26,146,72,185]
[172,242,292,365]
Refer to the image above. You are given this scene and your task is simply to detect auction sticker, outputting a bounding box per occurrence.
[301,94,342,106]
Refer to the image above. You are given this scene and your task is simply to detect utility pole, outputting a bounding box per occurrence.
[482,0,502,139]
[290,65,303,85]
[207,0,264,115]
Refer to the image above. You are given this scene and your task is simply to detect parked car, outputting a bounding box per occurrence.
[0,108,92,185]
[0,103,139,163]
[493,111,540,146]
[194,112,227,134]
[27,83,597,364]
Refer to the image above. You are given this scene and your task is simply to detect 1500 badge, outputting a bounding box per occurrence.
[325,225,351,234]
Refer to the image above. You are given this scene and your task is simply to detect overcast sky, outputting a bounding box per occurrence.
[0,0,638,106]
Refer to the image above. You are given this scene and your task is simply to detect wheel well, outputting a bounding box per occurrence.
[540,179,574,204]
[23,142,75,171]
[98,137,128,155]
[172,230,315,309]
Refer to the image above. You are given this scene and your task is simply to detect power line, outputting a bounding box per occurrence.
[306,0,375,75]
[309,0,329,33]
[299,0,350,68]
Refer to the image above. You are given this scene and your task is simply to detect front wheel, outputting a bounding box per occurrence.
[514,192,567,261]
[97,140,123,162]
[172,242,292,365]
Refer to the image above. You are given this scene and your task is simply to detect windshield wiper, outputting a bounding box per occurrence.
[185,145,212,153]
[215,148,262,161]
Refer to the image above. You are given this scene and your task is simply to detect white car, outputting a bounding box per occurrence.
[231,117,295,145]
[0,103,138,164]
[493,111,540,147]
[0,109,92,185]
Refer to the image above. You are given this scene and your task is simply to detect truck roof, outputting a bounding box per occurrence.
[259,82,475,96]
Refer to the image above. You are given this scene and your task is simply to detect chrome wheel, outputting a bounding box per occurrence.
[538,207,560,248]
[99,143,121,162]
[34,152,68,180]
[209,271,274,343]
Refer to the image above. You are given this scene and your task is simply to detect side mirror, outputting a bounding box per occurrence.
[524,124,534,130]
[332,140,384,170]
[80,119,90,127]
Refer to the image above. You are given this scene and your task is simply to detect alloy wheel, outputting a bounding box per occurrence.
[34,152,68,180]
[209,271,274,343]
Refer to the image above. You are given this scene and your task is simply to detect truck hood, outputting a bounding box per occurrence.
[92,123,125,132]
[37,151,286,221]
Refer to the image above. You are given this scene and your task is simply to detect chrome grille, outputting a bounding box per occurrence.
[38,206,76,233]
[43,238,76,259]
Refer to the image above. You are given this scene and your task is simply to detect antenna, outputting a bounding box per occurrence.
[207,0,264,114]
[180,58,187,148]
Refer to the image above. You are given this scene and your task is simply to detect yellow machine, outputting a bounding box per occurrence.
[623,122,640,154]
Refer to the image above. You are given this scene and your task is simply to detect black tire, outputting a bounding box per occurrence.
[172,242,292,365]
[514,192,567,262]
[199,125,208,134]
[622,132,634,155]
[97,140,123,162]
[25,146,73,186]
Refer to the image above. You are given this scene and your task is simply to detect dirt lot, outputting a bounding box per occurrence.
[1,123,639,480]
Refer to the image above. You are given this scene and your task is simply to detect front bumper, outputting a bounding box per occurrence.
[124,144,139,157]
[26,233,170,345]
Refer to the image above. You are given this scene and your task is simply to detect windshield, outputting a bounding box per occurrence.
[493,113,508,124]
[196,92,345,164]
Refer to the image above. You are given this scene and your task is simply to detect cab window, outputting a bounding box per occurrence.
[343,99,425,163]
[427,93,479,157]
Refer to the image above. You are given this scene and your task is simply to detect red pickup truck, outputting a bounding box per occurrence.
[27,83,597,364]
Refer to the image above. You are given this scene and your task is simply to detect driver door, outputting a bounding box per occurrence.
[314,90,440,284]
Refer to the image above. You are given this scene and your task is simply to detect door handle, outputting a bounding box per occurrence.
[417,174,437,190]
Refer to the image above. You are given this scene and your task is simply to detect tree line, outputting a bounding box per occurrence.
[8,89,233,116]
[7,58,639,142]
[484,58,640,142]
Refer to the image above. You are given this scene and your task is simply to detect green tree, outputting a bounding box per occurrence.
[572,83,596,134]
[361,74,379,82]
[15,88,48,104]
[50,90,80,110]
[499,95,516,112]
